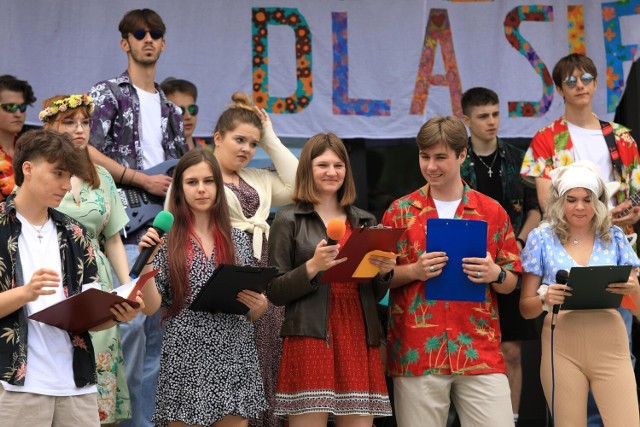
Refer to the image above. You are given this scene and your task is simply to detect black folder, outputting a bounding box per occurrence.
[561,265,632,310]
[189,264,277,315]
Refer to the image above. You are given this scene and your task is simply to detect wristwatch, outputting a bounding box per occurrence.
[492,267,507,285]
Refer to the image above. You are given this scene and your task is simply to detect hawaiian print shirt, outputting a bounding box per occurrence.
[89,71,188,171]
[461,139,539,236]
[520,116,640,205]
[0,194,99,386]
[381,182,521,377]
[0,145,15,203]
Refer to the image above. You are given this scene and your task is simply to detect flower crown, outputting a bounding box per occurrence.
[39,94,95,122]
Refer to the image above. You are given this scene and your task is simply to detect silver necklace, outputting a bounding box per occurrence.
[570,231,590,245]
[474,150,498,178]
[29,215,49,244]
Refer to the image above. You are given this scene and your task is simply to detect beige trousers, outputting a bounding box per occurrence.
[0,383,100,427]
[393,373,514,427]
[541,309,640,427]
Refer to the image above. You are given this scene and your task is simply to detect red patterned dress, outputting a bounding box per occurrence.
[274,222,391,417]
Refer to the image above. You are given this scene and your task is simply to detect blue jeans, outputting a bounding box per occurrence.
[117,244,164,427]
[586,307,634,426]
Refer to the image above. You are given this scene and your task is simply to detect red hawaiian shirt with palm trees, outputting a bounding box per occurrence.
[381,182,521,377]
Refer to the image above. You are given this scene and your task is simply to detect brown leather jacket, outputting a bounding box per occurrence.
[267,202,391,346]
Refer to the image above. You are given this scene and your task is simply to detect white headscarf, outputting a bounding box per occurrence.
[549,160,605,198]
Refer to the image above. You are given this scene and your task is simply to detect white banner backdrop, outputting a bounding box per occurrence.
[2,0,640,139]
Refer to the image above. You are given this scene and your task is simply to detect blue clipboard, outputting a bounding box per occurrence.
[425,218,488,302]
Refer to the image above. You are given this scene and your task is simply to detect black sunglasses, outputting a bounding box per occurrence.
[131,29,164,41]
[564,73,595,88]
[180,104,199,116]
[0,102,28,113]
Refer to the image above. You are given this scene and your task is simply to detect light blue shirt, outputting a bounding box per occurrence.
[522,223,640,284]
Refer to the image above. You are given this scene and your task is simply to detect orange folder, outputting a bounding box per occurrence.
[29,269,158,334]
[320,226,404,283]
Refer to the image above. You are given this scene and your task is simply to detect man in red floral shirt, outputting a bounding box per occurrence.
[382,116,521,426]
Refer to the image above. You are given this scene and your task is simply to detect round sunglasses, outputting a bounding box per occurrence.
[563,73,595,88]
[179,104,199,116]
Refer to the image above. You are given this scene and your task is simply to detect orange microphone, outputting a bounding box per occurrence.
[326,219,346,245]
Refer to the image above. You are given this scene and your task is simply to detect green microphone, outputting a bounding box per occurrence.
[130,211,174,278]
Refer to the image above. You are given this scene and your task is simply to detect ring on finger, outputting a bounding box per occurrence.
[477,271,482,278]
[429,265,435,272]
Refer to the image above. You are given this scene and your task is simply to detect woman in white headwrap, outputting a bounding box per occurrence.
[519,161,640,426]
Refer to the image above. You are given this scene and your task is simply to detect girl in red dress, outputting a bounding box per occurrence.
[267,133,394,427]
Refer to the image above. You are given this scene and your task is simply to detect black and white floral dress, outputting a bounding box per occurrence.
[152,228,268,426]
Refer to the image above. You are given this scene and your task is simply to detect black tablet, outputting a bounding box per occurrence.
[190,264,277,315]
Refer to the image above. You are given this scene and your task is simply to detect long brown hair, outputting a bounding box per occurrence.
[41,95,100,189]
[165,149,235,318]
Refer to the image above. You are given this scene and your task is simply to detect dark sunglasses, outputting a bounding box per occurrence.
[131,29,164,41]
[0,102,28,113]
[180,104,199,116]
[564,73,595,88]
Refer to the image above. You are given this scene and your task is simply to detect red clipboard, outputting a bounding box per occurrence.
[29,269,158,334]
[320,226,404,283]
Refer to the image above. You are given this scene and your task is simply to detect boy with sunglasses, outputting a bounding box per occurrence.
[0,75,36,203]
[161,77,209,150]
[521,52,640,427]
[88,8,188,427]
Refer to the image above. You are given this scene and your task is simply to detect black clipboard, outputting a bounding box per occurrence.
[561,265,631,310]
[425,218,488,302]
[189,264,277,315]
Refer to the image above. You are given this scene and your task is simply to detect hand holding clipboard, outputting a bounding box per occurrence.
[320,226,404,283]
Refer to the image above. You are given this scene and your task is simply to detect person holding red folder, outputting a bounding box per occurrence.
[136,149,269,427]
[0,129,144,426]
[381,116,520,426]
[40,93,134,424]
[267,133,394,426]
[520,161,640,426]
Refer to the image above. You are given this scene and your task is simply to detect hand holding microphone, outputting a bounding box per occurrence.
[326,218,346,246]
[305,219,348,279]
[551,269,571,330]
[130,211,175,278]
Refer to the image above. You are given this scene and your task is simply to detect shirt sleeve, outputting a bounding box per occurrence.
[612,226,640,267]
[521,227,545,276]
[89,82,117,153]
[98,166,129,238]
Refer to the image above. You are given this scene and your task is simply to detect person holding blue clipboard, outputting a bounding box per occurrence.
[381,116,521,427]
[520,161,640,426]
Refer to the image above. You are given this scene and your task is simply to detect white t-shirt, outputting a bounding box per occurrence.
[568,122,616,206]
[568,122,615,183]
[134,84,164,169]
[1,213,96,396]
[433,199,461,219]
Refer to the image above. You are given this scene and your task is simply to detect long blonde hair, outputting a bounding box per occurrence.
[544,185,611,244]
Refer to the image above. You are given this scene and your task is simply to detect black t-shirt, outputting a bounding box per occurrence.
[472,150,503,203]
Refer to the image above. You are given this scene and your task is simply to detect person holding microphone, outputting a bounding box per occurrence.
[520,161,640,426]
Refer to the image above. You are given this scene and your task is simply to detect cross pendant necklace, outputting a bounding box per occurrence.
[474,150,498,178]
[30,215,49,243]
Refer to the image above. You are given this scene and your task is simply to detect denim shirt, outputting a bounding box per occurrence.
[0,194,100,387]
[89,71,187,171]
